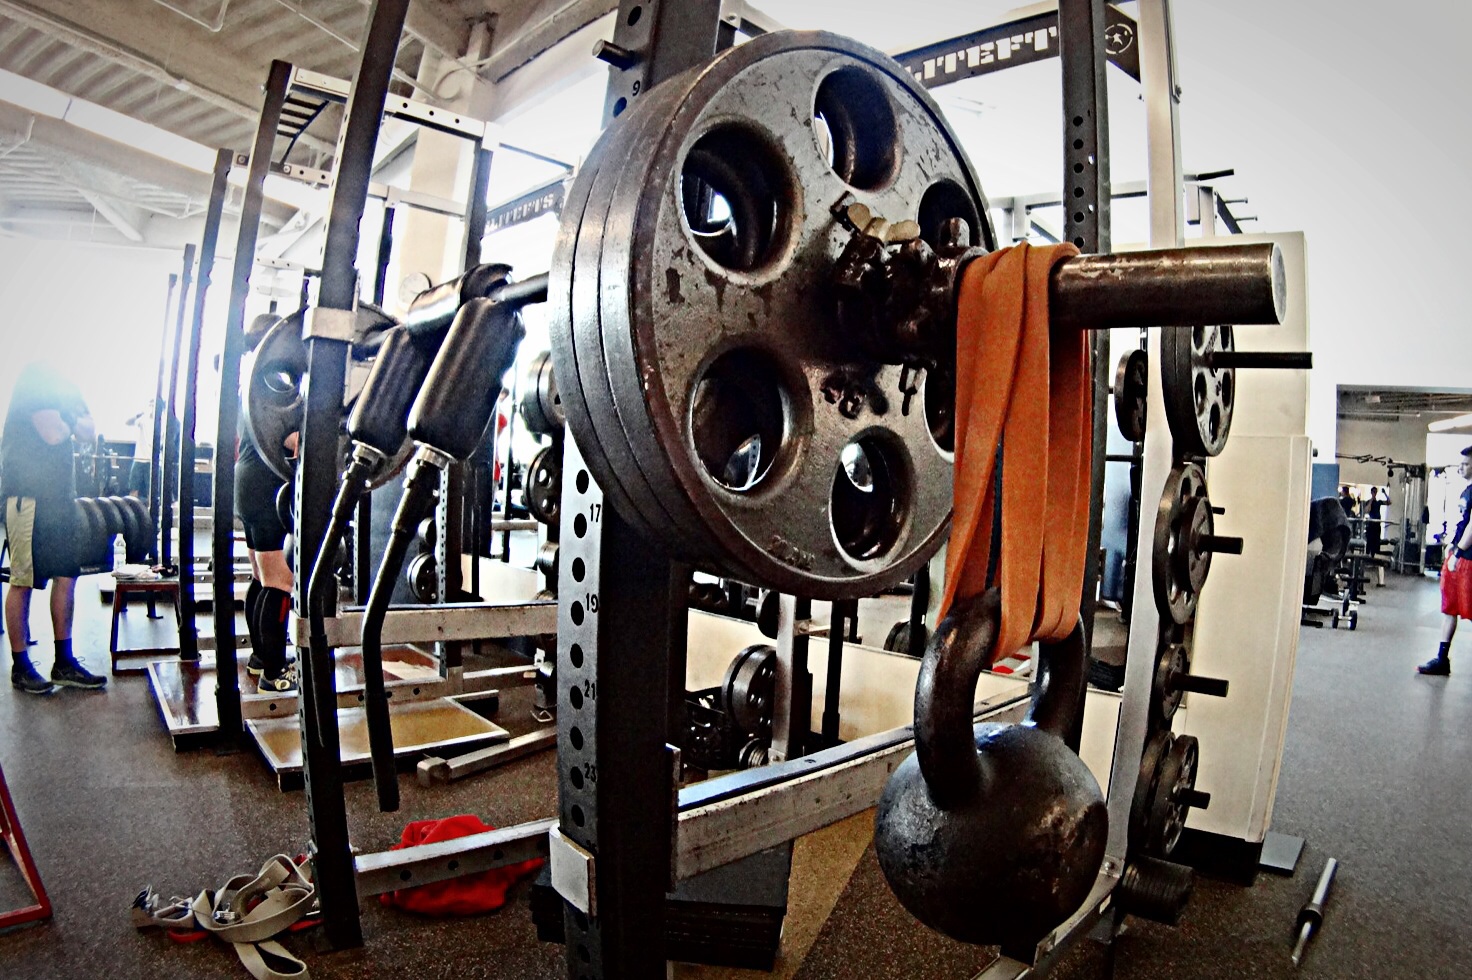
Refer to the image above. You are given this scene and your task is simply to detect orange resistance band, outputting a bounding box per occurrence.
[940,242,1094,664]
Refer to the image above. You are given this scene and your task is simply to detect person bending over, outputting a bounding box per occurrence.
[2,361,107,694]
[1420,446,1472,676]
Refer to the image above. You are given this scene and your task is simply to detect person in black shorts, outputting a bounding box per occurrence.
[2,362,107,694]
[238,315,298,694]
[1420,447,1472,676]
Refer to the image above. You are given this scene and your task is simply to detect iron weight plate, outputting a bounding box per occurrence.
[611,32,988,598]
[1152,462,1210,624]
[1160,323,1236,457]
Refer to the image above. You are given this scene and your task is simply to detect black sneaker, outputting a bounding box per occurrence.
[257,665,298,694]
[11,663,56,695]
[52,658,107,690]
[247,653,296,678]
[1418,657,1451,676]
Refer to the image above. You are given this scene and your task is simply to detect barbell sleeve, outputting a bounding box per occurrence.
[1049,242,1286,331]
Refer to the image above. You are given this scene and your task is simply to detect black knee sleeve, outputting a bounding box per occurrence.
[256,586,292,675]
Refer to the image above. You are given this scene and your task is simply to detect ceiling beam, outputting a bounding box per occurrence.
[75,186,145,240]
[404,0,484,60]
[0,0,333,155]
[479,0,614,81]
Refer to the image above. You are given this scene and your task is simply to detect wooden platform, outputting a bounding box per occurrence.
[248,699,510,790]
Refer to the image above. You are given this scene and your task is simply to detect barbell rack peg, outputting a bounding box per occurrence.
[1177,674,1230,698]
[1182,789,1213,810]
[1202,534,1244,555]
[1206,351,1314,370]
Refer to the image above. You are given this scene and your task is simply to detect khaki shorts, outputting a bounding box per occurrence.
[5,496,80,589]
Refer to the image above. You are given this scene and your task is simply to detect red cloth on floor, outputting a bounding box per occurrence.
[379,814,543,917]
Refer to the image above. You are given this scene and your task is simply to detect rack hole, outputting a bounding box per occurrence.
[571,726,584,750]
[570,643,584,668]
[571,601,585,626]
[613,97,627,116]
[689,348,787,492]
[572,557,586,581]
[813,67,898,191]
[570,686,584,709]
[575,470,589,493]
[572,805,585,827]
[627,5,642,26]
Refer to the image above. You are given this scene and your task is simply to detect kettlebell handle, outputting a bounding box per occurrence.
[915,591,1089,809]
[1026,619,1089,748]
[914,589,1000,810]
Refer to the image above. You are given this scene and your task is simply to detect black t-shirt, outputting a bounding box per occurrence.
[1,363,86,503]
[1455,484,1472,558]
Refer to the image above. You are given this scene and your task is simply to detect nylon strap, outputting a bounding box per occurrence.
[940,241,1092,663]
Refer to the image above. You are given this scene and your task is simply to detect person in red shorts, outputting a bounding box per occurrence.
[1420,445,1472,675]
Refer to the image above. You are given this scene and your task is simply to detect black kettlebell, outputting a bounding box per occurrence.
[874,588,1108,947]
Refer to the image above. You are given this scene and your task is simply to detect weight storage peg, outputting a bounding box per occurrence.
[874,589,1107,947]
[1152,637,1230,727]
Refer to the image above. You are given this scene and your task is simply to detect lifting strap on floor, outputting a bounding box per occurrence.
[131,853,317,979]
[940,241,1093,665]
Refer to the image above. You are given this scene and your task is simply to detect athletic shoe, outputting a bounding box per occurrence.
[247,653,297,677]
[1417,657,1451,676]
[52,658,108,690]
[257,665,299,694]
[11,663,56,695]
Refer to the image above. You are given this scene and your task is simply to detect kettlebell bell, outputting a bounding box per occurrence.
[874,588,1108,946]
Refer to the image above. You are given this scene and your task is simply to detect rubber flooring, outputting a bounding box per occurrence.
[0,573,1465,979]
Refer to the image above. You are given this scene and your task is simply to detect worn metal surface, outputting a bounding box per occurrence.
[553,31,989,600]
[874,590,1107,947]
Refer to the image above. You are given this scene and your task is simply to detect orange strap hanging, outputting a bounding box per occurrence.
[940,242,1093,664]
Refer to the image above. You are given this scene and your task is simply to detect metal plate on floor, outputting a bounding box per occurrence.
[246,698,510,775]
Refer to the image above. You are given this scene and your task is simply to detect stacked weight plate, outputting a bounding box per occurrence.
[549,31,991,600]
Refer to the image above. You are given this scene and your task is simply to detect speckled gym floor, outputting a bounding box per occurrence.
[0,571,1466,979]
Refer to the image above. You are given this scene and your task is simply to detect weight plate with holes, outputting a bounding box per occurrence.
[550,31,993,599]
[416,517,436,551]
[1152,462,1210,624]
[1147,734,1199,857]
[1129,730,1172,852]
[520,351,565,435]
[721,643,777,736]
[1172,497,1216,595]
[1161,324,1235,457]
[524,445,562,526]
[406,552,437,604]
[1113,349,1148,442]
[242,306,411,488]
[1152,638,1190,726]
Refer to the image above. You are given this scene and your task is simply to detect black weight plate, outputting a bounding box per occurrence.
[721,644,777,735]
[275,483,294,532]
[1113,349,1148,442]
[1147,734,1200,857]
[406,552,437,604]
[524,445,562,526]
[72,498,106,564]
[1129,730,1172,852]
[108,496,141,557]
[1152,463,1208,625]
[1151,639,1190,726]
[95,496,124,536]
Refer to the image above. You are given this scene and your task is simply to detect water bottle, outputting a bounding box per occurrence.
[112,533,126,570]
